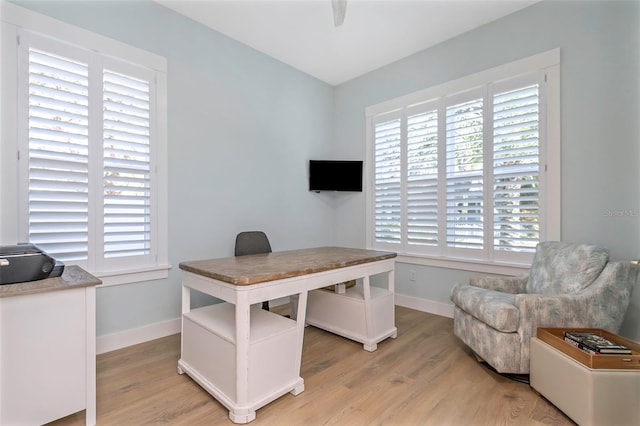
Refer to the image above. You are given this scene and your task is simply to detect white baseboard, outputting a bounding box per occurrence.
[97,317,181,355]
[96,295,451,355]
[395,293,454,318]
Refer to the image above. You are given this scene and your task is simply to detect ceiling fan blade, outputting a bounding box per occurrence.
[332,0,348,27]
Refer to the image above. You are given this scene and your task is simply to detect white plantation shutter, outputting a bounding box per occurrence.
[445,97,484,250]
[407,109,438,248]
[492,83,540,253]
[368,62,555,266]
[27,48,90,261]
[373,117,402,245]
[103,70,151,258]
[17,29,165,278]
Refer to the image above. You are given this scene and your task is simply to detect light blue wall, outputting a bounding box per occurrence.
[9,1,640,342]
[333,0,640,340]
[10,0,336,336]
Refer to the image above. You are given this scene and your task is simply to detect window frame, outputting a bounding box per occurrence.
[1,2,169,286]
[365,50,561,274]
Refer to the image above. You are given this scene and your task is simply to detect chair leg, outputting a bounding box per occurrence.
[262,301,269,311]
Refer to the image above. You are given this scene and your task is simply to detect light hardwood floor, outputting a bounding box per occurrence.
[50,306,574,425]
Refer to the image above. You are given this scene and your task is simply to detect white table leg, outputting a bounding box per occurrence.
[178,284,191,375]
[388,269,397,339]
[362,275,376,352]
[230,291,255,424]
[289,294,299,320]
[291,290,307,396]
[181,284,191,315]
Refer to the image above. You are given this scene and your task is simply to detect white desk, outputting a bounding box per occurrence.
[178,247,397,423]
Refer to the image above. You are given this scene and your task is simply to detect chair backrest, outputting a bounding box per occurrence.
[526,241,609,295]
[584,260,638,332]
[234,231,272,256]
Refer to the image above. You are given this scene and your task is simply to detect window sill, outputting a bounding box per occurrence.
[93,265,172,287]
[396,254,528,276]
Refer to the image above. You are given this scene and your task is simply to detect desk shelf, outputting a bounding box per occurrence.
[179,303,303,423]
[306,284,397,351]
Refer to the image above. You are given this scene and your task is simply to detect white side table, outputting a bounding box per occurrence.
[530,336,640,425]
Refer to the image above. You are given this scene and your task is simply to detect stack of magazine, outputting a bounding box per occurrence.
[563,330,632,355]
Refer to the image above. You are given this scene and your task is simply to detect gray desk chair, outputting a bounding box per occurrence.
[235,231,272,311]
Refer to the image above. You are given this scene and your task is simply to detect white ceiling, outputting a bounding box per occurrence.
[156,0,540,86]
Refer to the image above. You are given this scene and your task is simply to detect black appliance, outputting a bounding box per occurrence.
[0,244,65,285]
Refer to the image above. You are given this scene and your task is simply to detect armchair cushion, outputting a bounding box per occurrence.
[526,241,608,294]
[451,284,519,332]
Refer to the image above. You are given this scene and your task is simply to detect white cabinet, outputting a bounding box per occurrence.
[530,337,640,425]
[0,266,99,426]
[306,283,397,352]
[179,303,304,424]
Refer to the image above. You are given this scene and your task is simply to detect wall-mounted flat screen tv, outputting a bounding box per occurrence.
[309,160,363,192]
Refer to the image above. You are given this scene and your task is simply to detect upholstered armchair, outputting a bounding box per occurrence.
[451,242,637,374]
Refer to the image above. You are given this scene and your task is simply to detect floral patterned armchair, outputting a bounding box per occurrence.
[450,241,637,374]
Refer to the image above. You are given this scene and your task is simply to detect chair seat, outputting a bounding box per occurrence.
[451,284,519,333]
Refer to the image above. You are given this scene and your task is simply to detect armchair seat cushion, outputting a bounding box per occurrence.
[451,284,519,332]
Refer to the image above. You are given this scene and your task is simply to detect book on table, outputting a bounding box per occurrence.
[563,330,632,355]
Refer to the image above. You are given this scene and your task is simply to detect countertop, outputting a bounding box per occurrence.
[0,265,101,298]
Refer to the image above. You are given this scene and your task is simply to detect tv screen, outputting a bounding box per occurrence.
[309,160,363,192]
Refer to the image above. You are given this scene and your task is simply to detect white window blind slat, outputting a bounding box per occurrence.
[492,84,540,253]
[27,48,90,261]
[374,117,402,245]
[407,110,438,247]
[103,70,152,259]
[445,98,484,250]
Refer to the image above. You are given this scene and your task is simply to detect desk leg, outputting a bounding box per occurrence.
[388,269,397,339]
[229,292,255,424]
[290,294,299,320]
[177,285,191,375]
[362,275,376,352]
[291,290,307,396]
[181,284,191,316]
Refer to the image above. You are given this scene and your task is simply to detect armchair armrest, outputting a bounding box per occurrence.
[515,293,587,328]
[469,274,528,294]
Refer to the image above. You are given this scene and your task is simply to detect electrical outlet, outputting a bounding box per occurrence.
[409,270,416,282]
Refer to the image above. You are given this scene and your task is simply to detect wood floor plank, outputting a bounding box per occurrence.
[48,306,574,425]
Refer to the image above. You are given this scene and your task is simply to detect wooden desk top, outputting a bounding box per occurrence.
[179,246,397,285]
[0,265,101,298]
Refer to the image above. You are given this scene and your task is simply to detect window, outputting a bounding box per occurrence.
[9,20,168,284]
[367,51,560,269]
